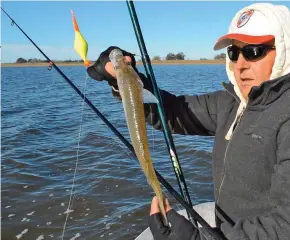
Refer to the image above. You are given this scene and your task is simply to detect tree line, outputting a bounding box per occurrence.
[15,58,84,63]
[151,52,186,61]
[15,53,226,64]
[151,52,226,61]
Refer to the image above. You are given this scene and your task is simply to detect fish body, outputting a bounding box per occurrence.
[109,49,168,225]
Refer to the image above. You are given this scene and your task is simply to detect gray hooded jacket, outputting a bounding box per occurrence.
[140,3,290,239]
[142,71,290,240]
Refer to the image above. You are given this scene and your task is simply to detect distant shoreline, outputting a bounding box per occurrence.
[1,60,225,67]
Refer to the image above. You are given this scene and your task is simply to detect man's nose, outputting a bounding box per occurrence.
[235,52,250,71]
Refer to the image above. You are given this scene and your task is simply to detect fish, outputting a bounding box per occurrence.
[109,49,168,225]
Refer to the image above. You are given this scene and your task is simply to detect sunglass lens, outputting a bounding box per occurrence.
[227,46,239,61]
[243,45,263,60]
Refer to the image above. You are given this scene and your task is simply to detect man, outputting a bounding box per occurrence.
[87,3,290,240]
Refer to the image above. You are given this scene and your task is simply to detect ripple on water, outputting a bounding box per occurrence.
[2,65,221,239]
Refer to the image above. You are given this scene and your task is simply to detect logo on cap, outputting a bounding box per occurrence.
[237,9,254,28]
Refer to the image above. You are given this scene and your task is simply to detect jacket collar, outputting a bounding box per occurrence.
[222,72,290,106]
[222,82,240,103]
[248,72,290,106]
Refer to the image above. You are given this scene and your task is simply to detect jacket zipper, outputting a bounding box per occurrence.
[216,100,247,205]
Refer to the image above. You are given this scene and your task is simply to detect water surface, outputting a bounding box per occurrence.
[2,64,227,240]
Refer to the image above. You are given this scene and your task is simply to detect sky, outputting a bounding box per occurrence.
[1,1,290,63]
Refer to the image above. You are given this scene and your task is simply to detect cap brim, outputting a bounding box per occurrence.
[213,34,275,50]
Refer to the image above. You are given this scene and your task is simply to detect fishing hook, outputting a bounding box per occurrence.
[11,20,14,26]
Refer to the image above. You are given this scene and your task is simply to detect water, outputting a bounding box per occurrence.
[1,64,227,240]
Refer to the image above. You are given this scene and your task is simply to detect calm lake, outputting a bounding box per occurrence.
[2,64,227,240]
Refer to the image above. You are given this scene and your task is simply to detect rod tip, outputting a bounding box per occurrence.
[71,10,74,15]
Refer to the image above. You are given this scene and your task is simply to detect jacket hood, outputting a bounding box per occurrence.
[226,3,290,103]
[223,3,290,139]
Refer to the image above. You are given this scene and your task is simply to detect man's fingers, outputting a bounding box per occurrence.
[104,62,116,79]
[150,196,160,216]
[124,56,132,63]
[164,198,172,213]
[150,196,173,216]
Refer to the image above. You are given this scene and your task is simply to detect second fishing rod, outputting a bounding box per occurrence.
[126,0,195,225]
[1,7,227,240]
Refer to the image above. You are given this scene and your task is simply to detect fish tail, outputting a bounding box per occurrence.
[151,180,168,226]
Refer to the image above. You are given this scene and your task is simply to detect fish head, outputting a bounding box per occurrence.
[109,48,127,70]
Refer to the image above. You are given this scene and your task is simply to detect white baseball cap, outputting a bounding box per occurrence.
[214,9,275,50]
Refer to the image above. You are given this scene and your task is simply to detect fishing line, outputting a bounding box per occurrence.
[113,138,136,163]
[2,8,227,239]
[126,0,196,226]
[61,73,89,239]
[86,99,136,164]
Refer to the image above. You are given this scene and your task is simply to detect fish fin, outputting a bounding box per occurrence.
[142,89,159,104]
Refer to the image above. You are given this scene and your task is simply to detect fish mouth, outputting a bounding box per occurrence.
[109,49,124,68]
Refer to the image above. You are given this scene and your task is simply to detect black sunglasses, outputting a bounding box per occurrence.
[227,44,276,62]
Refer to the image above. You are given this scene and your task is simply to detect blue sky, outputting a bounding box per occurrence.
[2,1,289,63]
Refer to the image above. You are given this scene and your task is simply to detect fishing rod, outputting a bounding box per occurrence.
[1,7,227,240]
[126,0,195,225]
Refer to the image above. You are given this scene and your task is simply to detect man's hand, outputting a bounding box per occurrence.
[87,46,136,86]
[104,55,133,80]
[86,46,137,98]
[149,196,198,240]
